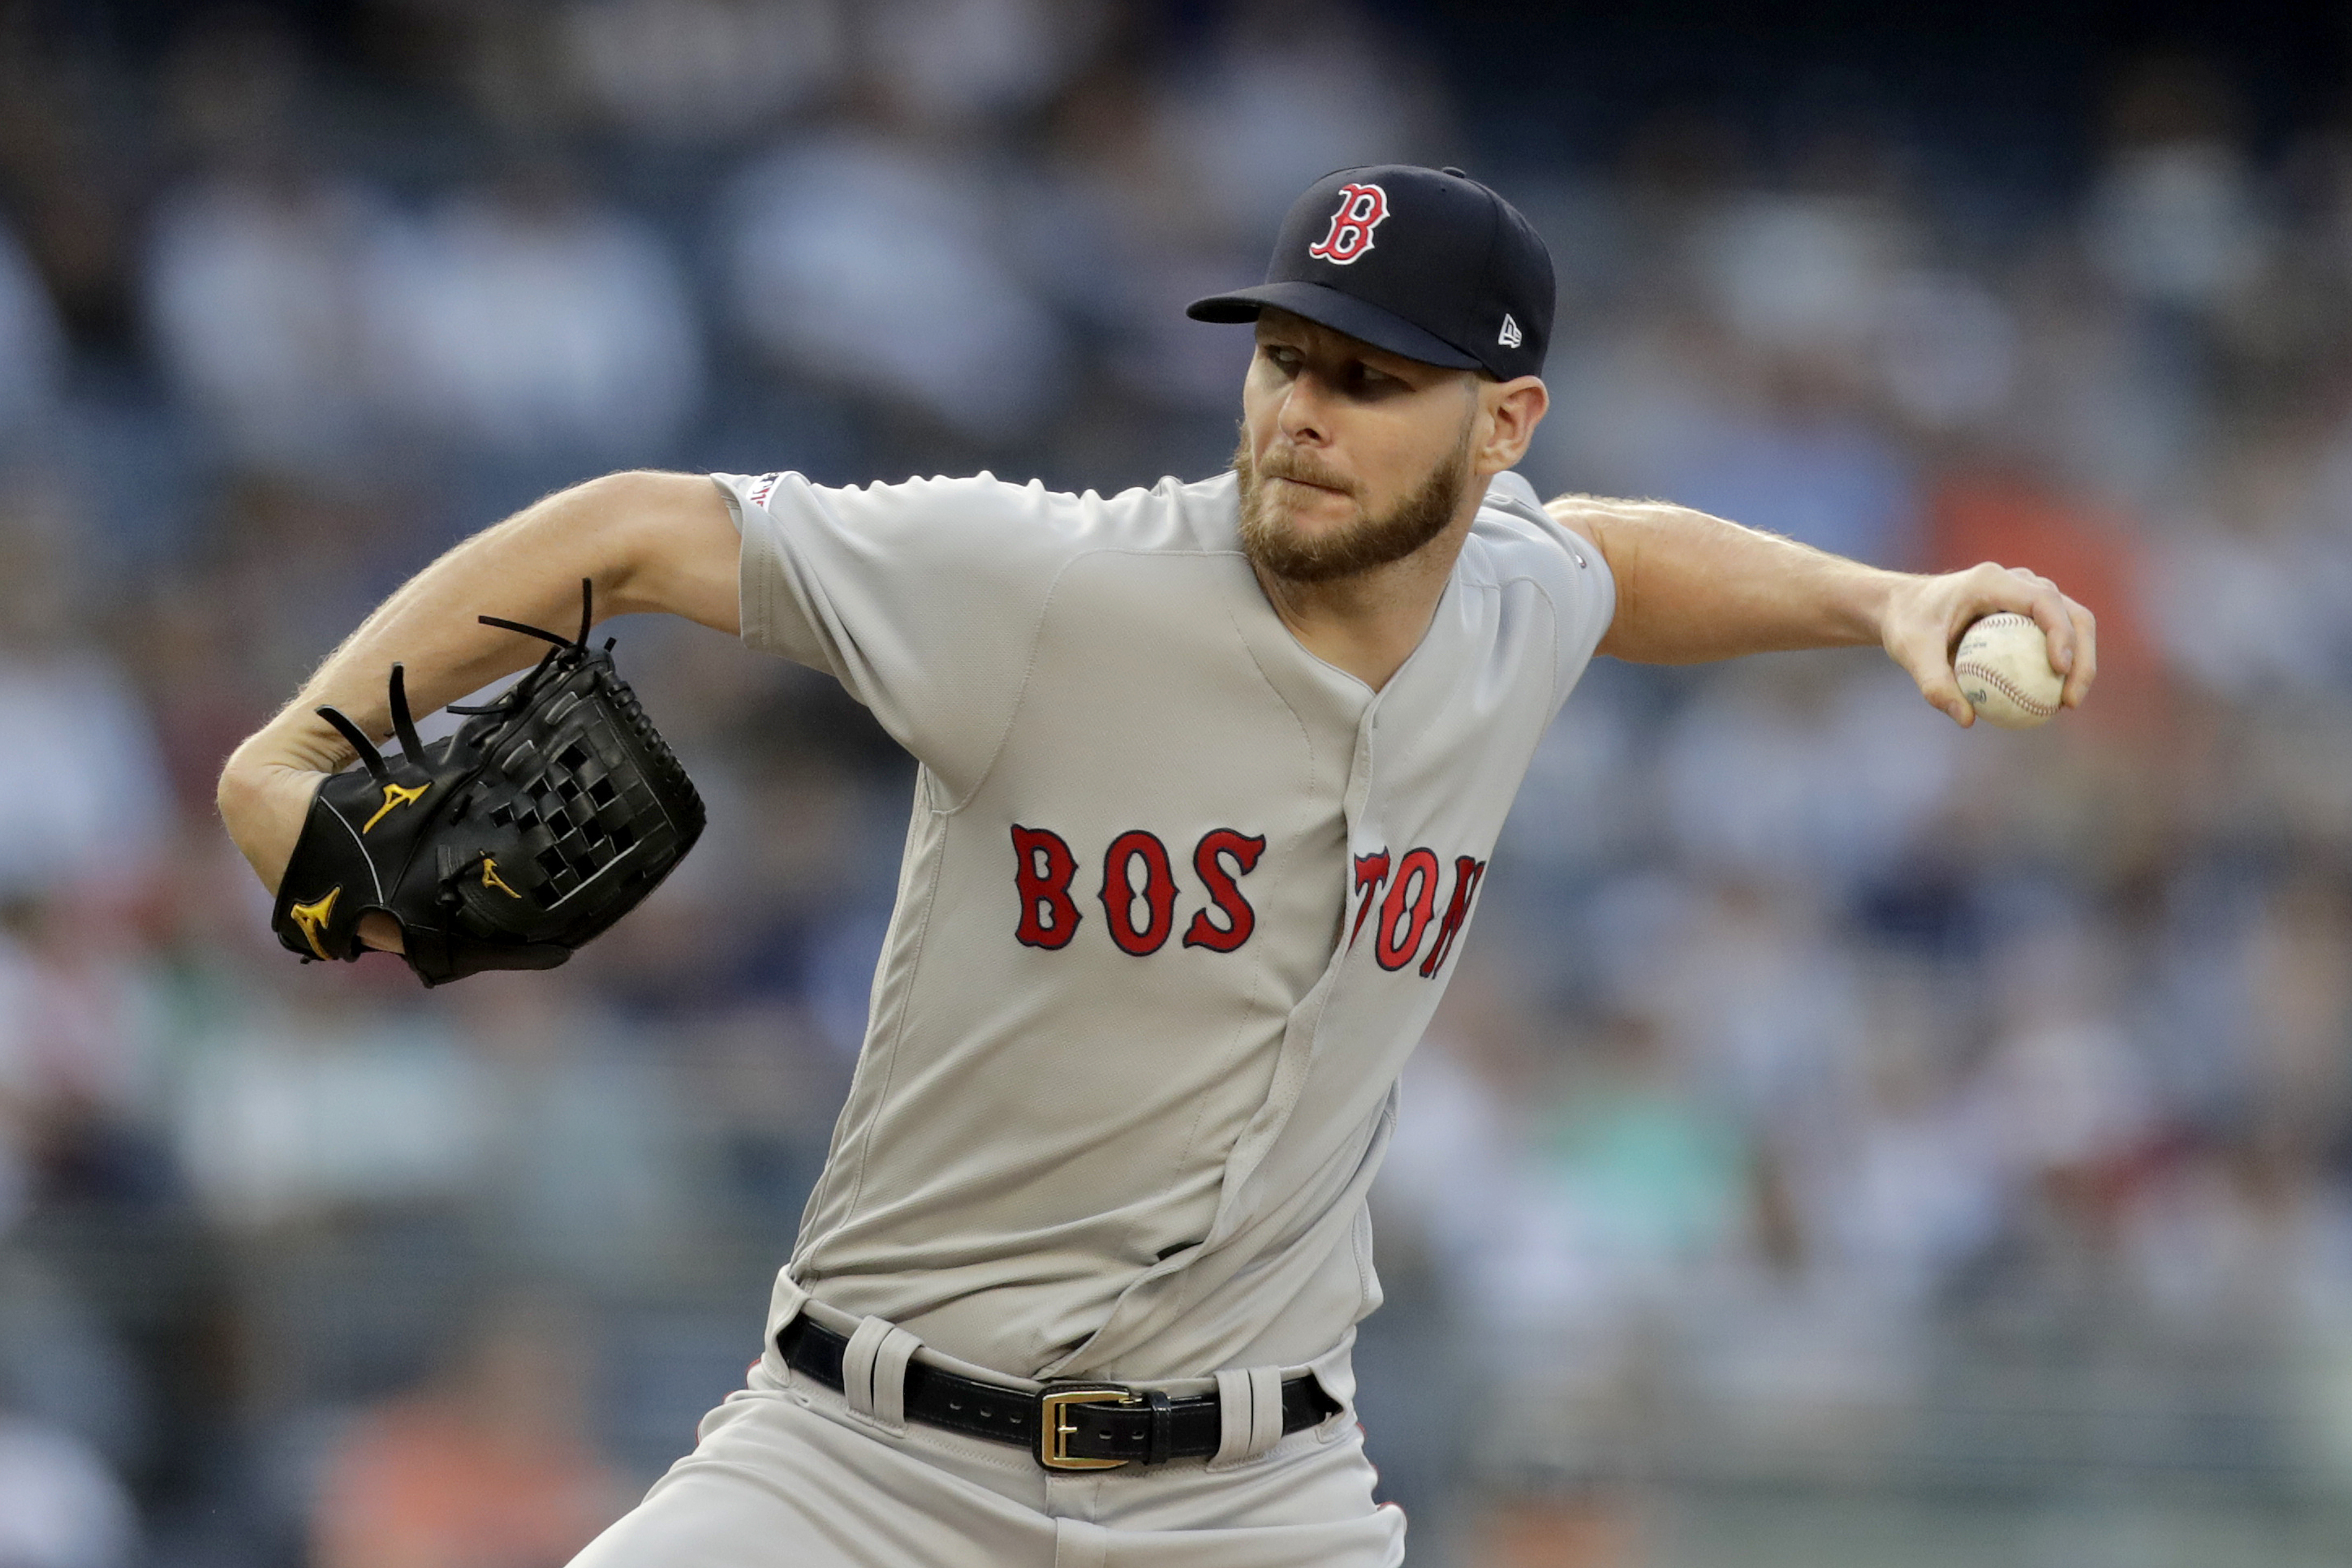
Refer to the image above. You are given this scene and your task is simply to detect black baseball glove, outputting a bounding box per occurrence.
[269,581,705,987]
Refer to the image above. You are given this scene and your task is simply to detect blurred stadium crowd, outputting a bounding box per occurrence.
[0,1,2348,1564]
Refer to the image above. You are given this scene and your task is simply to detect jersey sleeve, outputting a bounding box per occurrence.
[1481,472,1618,713]
[713,470,1080,802]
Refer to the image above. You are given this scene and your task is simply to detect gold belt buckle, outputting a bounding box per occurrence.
[1039,1385,1138,1470]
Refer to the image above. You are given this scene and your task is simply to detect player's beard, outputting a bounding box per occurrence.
[1233,420,1475,584]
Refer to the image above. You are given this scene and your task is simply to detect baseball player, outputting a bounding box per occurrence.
[218,166,2096,1565]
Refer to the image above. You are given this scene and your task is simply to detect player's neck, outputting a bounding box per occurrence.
[1251,505,1478,692]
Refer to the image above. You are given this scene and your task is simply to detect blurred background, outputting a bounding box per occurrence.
[0,0,2348,1564]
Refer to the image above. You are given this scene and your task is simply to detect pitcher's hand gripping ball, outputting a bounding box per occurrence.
[270,581,706,986]
[1954,612,2065,730]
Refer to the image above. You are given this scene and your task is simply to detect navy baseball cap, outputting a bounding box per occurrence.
[1188,164,1554,381]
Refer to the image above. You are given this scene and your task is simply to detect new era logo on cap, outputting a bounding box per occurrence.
[1187,165,1555,382]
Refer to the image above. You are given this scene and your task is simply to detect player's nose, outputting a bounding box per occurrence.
[1274,376,1332,445]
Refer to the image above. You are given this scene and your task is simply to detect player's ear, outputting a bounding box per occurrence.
[1473,375,1548,474]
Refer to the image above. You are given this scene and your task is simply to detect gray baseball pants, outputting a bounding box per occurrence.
[568,1335,1406,1567]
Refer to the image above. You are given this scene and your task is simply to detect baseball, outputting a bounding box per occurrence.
[1954,613,2065,729]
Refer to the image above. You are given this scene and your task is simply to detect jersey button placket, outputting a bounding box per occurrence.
[1339,713,1381,977]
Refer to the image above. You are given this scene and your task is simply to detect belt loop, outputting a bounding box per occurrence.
[840,1317,892,1421]
[1245,1365,1284,1457]
[841,1316,921,1434]
[870,1325,919,1433]
[1211,1366,1286,1467]
[1144,1389,1174,1467]
[1210,1368,1251,1467]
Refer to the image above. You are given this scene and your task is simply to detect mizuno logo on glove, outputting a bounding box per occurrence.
[363,781,429,832]
[287,888,340,960]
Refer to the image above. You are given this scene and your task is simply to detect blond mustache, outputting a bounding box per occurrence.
[1256,456,1357,496]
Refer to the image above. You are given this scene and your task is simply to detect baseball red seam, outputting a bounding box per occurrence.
[1954,658,2057,717]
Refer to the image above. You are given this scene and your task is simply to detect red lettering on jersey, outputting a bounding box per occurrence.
[1010,825,1082,949]
[1348,851,1391,949]
[1306,183,1390,265]
[1375,847,1441,971]
[1183,829,1267,952]
[1418,856,1488,978]
[1100,829,1178,955]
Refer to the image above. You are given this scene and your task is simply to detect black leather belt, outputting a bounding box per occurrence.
[777,1316,1339,1470]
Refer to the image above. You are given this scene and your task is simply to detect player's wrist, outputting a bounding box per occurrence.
[215,752,322,894]
[241,705,366,778]
[1851,566,1918,653]
[356,911,406,954]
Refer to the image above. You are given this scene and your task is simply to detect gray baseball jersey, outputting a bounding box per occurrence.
[711,466,1613,1385]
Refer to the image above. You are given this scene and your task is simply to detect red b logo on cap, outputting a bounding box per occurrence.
[1307,183,1389,265]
